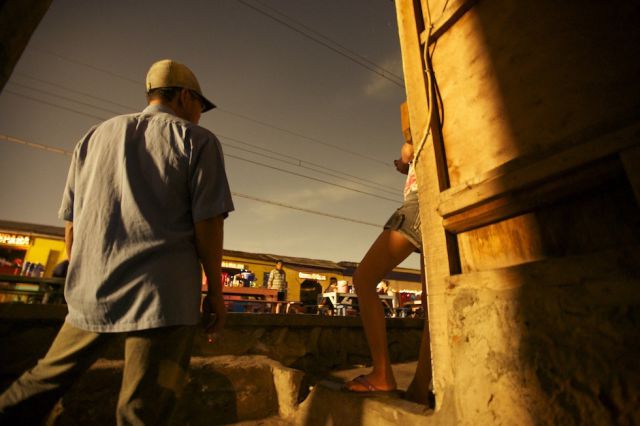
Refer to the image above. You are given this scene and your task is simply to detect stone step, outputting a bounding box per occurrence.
[48,355,439,425]
[50,355,304,425]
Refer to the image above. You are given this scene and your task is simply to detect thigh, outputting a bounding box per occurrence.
[0,322,108,422]
[118,326,196,426]
[355,229,417,288]
[33,321,108,380]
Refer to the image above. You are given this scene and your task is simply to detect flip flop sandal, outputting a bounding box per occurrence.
[342,375,400,396]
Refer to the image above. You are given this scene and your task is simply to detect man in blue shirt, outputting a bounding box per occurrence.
[0,59,234,424]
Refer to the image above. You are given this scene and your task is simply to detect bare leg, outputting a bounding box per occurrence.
[406,255,433,405]
[345,229,416,392]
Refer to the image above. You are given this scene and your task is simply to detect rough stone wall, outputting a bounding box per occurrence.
[446,250,640,425]
[0,304,424,386]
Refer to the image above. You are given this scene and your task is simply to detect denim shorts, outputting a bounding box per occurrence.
[383,193,422,252]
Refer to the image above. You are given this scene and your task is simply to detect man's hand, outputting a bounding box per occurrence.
[202,294,226,343]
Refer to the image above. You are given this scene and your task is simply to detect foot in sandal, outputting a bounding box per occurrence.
[343,374,399,396]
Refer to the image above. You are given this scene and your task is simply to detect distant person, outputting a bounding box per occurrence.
[267,259,287,314]
[267,259,287,300]
[344,102,431,405]
[319,277,339,314]
[51,259,69,278]
[324,276,338,293]
[0,59,234,424]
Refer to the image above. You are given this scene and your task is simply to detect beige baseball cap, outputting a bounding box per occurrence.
[146,59,216,112]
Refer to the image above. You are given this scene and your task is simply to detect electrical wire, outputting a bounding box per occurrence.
[15,72,136,111]
[231,192,380,227]
[8,81,126,116]
[412,0,451,166]
[6,79,401,195]
[220,137,400,196]
[29,47,141,85]
[214,108,392,167]
[217,132,399,193]
[2,89,401,203]
[0,133,72,156]
[23,49,394,167]
[3,89,106,121]
[237,0,405,87]
[18,67,395,169]
[0,114,401,203]
[224,152,400,203]
[0,134,383,228]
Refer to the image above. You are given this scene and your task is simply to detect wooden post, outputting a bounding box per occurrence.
[0,0,53,92]
[396,0,456,407]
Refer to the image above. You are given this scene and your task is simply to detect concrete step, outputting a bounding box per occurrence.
[47,356,437,425]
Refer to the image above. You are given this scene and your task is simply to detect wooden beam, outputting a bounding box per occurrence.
[397,0,430,147]
[444,245,640,293]
[442,157,623,234]
[396,0,456,406]
[438,120,640,227]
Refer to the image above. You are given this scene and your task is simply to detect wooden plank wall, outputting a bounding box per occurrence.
[395,0,640,417]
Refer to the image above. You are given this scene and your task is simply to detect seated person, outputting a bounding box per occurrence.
[319,277,339,314]
[324,277,338,293]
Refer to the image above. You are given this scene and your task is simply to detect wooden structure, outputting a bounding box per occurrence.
[396,0,640,423]
[0,0,52,92]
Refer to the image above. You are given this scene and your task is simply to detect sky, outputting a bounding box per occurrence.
[0,0,420,269]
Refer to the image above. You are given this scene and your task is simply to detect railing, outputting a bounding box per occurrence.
[0,274,65,304]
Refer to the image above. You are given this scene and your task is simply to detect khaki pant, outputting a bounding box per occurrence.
[0,321,195,425]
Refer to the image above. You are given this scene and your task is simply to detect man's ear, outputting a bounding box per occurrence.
[178,88,190,106]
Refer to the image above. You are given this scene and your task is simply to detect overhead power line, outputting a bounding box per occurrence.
[24,48,393,167]
[0,133,72,156]
[0,134,381,228]
[7,77,400,194]
[9,81,125,116]
[3,89,106,121]
[18,70,395,171]
[214,108,391,167]
[231,192,379,227]
[4,88,400,202]
[219,136,399,196]
[15,72,136,112]
[30,47,141,85]
[236,0,405,87]
[224,152,400,203]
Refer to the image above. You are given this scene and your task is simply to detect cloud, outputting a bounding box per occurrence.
[363,55,404,99]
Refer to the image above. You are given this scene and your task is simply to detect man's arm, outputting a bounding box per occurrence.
[194,215,226,341]
[64,221,74,259]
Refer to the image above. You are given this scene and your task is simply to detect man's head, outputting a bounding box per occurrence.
[275,260,284,270]
[145,59,216,124]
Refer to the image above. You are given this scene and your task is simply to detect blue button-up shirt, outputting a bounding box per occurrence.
[59,104,234,332]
